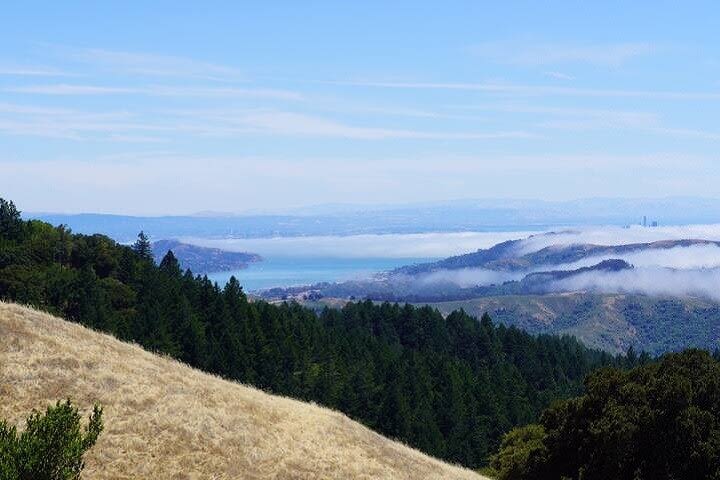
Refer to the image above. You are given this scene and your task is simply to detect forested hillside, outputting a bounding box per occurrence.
[0,198,622,467]
[431,293,720,355]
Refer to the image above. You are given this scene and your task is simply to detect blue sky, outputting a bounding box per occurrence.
[1,1,719,214]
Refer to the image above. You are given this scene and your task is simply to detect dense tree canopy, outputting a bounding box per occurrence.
[491,349,720,479]
[0,198,621,467]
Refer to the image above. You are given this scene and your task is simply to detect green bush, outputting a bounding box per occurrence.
[0,400,103,480]
[490,424,547,480]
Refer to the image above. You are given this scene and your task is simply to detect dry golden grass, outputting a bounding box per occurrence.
[0,302,487,480]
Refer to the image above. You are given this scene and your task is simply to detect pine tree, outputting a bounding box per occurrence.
[132,231,153,261]
[0,198,23,240]
[159,250,182,278]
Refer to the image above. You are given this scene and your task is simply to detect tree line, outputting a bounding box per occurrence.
[0,198,626,467]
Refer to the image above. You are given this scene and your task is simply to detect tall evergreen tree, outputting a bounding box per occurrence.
[0,198,22,240]
[132,231,153,261]
[159,250,182,278]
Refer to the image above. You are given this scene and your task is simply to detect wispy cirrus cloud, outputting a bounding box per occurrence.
[0,65,76,77]
[532,112,720,140]
[0,102,538,141]
[2,97,716,144]
[652,127,720,141]
[228,111,538,140]
[62,47,246,81]
[543,71,575,81]
[448,103,720,140]
[0,103,159,141]
[472,41,653,67]
[4,84,138,95]
[2,84,304,100]
[328,79,720,101]
[452,104,659,126]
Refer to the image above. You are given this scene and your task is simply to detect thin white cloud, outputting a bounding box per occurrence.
[146,86,304,100]
[170,110,538,140]
[543,71,575,81]
[450,104,719,140]
[106,134,167,143]
[472,41,652,67]
[0,102,182,141]
[5,84,139,95]
[328,80,720,101]
[3,84,303,100]
[65,47,246,81]
[652,127,720,141]
[0,102,537,141]
[484,104,659,129]
[231,111,538,140]
[0,103,79,115]
[0,66,76,77]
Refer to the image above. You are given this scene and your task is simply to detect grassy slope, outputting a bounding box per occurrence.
[0,302,485,480]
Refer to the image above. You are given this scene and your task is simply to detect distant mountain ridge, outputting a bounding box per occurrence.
[27,196,720,241]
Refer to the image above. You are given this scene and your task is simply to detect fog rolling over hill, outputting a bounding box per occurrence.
[0,302,485,480]
[263,234,720,302]
[265,228,720,355]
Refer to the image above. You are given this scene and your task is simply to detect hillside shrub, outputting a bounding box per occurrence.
[0,400,103,480]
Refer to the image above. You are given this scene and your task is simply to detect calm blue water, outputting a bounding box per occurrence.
[206,256,436,292]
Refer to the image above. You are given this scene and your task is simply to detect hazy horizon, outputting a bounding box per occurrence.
[17,195,720,218]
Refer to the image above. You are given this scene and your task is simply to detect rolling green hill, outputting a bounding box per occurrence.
[427,293,720,355]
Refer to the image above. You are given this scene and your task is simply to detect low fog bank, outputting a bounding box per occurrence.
[182,231,534,259]
[185,224,720,302]
[546,244,720,272]
[302,267,523,300]
[407,268,523,289]
[517,225,720,254]
[551,267,720,302]
[369,244,720,300]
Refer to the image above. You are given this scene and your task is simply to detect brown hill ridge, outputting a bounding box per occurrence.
[0,302,485,480]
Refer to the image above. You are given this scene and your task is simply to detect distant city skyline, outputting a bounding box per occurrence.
[2,1,720,214]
